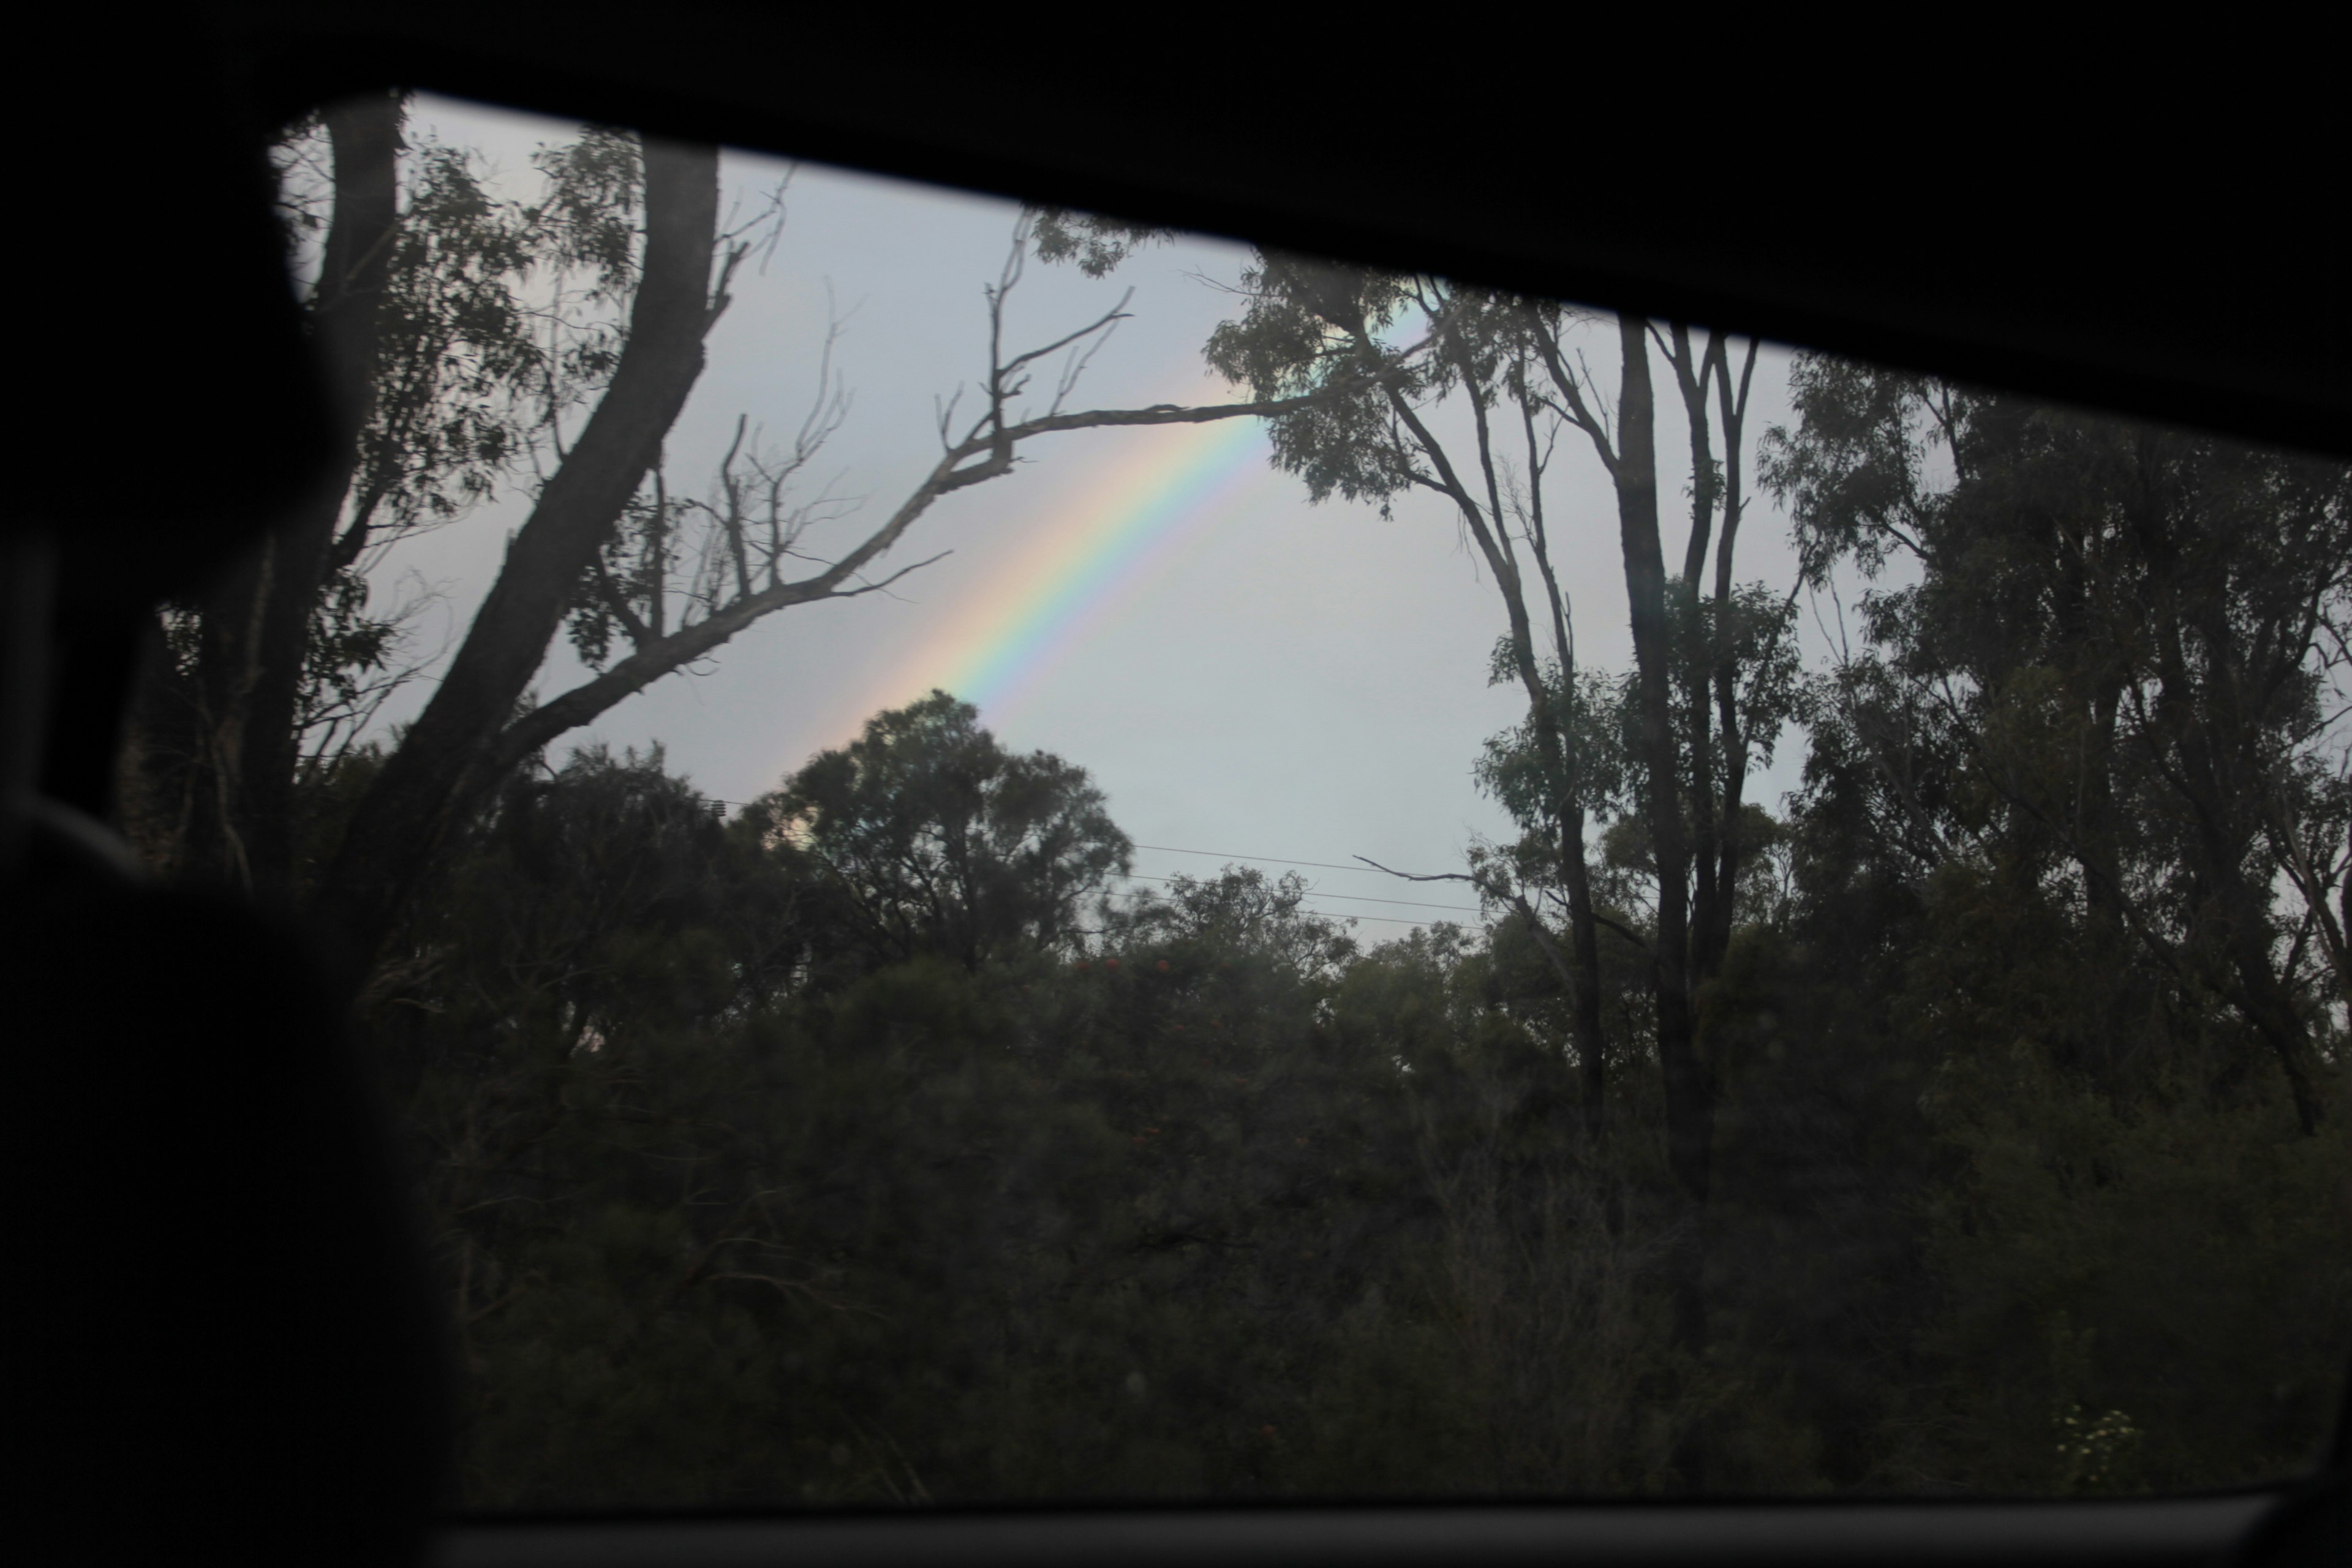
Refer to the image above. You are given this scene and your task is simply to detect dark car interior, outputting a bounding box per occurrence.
[7,6,2342,1565]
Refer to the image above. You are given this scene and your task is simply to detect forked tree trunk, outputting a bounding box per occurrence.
[1610,316,1709,1205]
[312,139,722,980]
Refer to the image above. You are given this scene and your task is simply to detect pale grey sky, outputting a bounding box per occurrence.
[371,95,1818,938]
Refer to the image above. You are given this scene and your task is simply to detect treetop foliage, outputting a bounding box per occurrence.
[736,691,1131,979]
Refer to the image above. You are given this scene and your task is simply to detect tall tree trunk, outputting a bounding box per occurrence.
[1520,474,1611,1140]
[245,92,404,897]
[175,92,403,896]
[1613,317,1709,1203]
[1558,821,1610,1137]
[312,139,721,980]
[1490,567,1608,1139]
[1508,639,1609,1139]
[1482,561,1611,1135]
[1669,329,1727,988]
[1705,344,1757,978]
[1373,316,1613,1139]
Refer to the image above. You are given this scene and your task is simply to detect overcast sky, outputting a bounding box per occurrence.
[373,95,1820,940]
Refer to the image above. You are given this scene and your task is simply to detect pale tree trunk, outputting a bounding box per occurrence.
[1609,316,1708,1204]
[1517,449,1612,1140]
[1702,339,1762,987]
[1499,597,1613,1139]
[1532,312,1716,1199]
[1588,317,1715,1448]
[1527,609,1612,1142]
[1368,309,1612,1138]
[312,139,722,978]
[1668,328,1728,990]
[1663,328,1766,1061]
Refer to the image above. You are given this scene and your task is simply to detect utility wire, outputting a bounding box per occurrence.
[707,799,1485,924]
[1109,870,1477,914]
[1131,842,1393,875]
[1095,889,1454,930]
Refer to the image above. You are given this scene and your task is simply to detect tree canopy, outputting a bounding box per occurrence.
[741,691,1131,978]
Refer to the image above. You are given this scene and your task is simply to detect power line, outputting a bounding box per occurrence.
[704,800,1477,922]
[1131,842,1390,875]
[1110,870,1477,914]
[1096,888,1458,930]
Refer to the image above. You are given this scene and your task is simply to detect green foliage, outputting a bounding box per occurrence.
[1202,256,1430,513]
[263,111,658,778]
[1766,358,2351,1124]
[362,715,1730,1505]
[1475,645,1629,832]
[736,691,1131,978]
[350,355,2352,1512]
[338,122,644,542]
[1909,1036,2349,1491]
[1747,367,2352,1485]
[1027,209,1178,278]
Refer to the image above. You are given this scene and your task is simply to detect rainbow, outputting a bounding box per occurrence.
[815,411,1274,744]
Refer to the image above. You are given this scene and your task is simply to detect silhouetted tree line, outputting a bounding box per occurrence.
[353,665,2342,1506]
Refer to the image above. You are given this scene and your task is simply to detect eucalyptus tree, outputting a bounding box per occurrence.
[153,99,710,896]
[1174,245,1795,1203]
[739,691,1132,979]
[1188,258,1621,1135]
[1765,358,2352,1131]
[143,102,1356,984]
